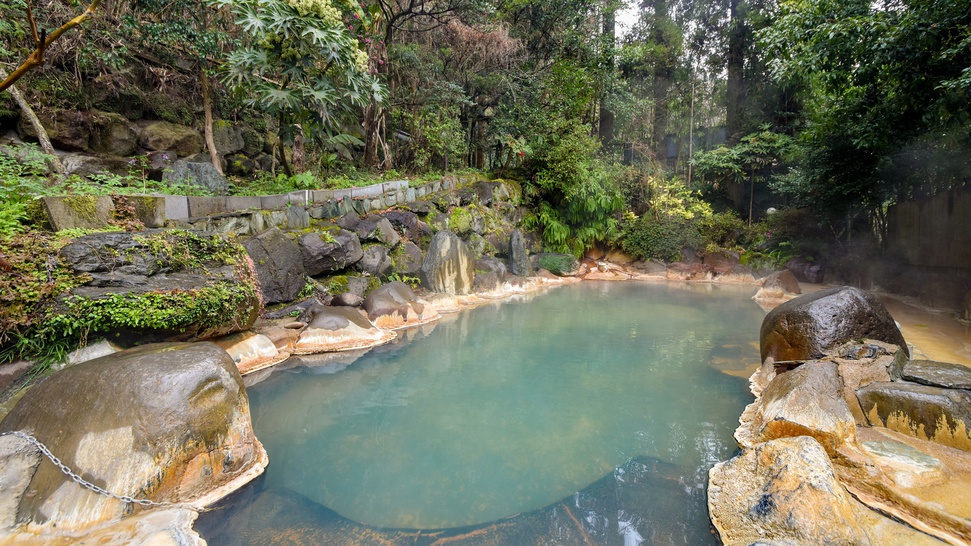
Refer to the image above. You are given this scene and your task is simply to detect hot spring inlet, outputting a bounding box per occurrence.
[198,282,764,543]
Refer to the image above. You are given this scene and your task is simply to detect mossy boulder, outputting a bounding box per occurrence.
[89,112,138,156]
[212,120,245,156]
[243,228,306,304]
[53,230,262,343]
[138,120,203,157]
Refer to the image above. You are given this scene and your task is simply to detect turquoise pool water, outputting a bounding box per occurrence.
[199,281,764,542]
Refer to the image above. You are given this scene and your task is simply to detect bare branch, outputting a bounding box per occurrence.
[0,0,102,93]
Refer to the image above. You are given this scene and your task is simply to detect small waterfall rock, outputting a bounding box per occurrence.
[420,230,475,295]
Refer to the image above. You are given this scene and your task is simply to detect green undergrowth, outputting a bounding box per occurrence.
[0,228,259,372]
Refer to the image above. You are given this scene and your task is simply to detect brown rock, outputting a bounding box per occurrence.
[735,360,856,454]
[138,121,203,157]
[363,282,441,329]
[292,305,395,354]
[760,286,908,364]
[708,436,874,545]
[857,381,971,452]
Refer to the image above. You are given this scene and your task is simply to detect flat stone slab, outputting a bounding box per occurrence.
[903,360,971,390]
[41,195,114,230]
[858,381,971,451]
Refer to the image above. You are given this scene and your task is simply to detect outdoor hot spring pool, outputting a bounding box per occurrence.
[197,281,765,544]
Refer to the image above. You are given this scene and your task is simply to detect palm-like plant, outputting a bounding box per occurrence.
[216,0,384,173]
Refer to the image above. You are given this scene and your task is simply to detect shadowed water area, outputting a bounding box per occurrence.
[197,282,766,544]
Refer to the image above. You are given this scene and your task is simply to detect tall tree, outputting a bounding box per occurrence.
[761,0,971,232]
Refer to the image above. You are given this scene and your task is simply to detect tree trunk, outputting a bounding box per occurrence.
[727,0,747,143]
[598,2,616,150]
[0,68,64,174]
[649,0,673,161]
[200,69,223,175]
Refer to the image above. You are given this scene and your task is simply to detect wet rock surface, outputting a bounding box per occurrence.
[0,342,266,537]
[709,436,936,546]
[760,286,908,364]
[857,381,971,451]
[903,359,971,390]
[363,282,440,329]
[714,287,971,545]
[292,305,395,354]
[244,227,306,304]
[736,360,856,454]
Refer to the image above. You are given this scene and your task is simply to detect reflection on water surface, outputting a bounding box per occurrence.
[199,282,765,544]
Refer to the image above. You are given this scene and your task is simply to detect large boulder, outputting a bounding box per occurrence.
[138,121,204,157]
[857,381,971,452]
[292,304,395,354]
[244,228,307,304]
[163,160,229,195]
[298,230,363,276]
[355,245,392,278]
[375,210,432,244]
[0,342,267,535]
[760,286,908,364]
[89,112,138,156]
[391,241,424,277]
[363,282,441,329]
[55,230,261,341]
[754,269,801,301]
[338,214,401,247]
[736,360,856,454]
[18,109,91,151]
[708,436,924,546]
[420,230,475,295]
[212,121,245,156]
[509,229,532,277]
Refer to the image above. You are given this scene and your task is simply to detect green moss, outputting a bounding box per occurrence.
[326,275,349,294]
[49,281,256,334]
[63,195,101,224]
[498,179,523,205]
[448,207,472,234]
[364,276,382,295]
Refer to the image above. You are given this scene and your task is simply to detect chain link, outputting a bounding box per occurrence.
[0,430,206,512]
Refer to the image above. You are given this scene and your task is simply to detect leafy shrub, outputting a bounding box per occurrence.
[621,214,702,262]
[702,211,759,249]
[536,253,579,276]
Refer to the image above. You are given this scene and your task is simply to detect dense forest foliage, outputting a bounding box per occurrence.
[0,0,969,258]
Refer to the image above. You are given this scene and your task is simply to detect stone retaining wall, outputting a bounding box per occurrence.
[41,175,478,233]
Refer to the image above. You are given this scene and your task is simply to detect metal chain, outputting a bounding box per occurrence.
[0,430,206,512]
